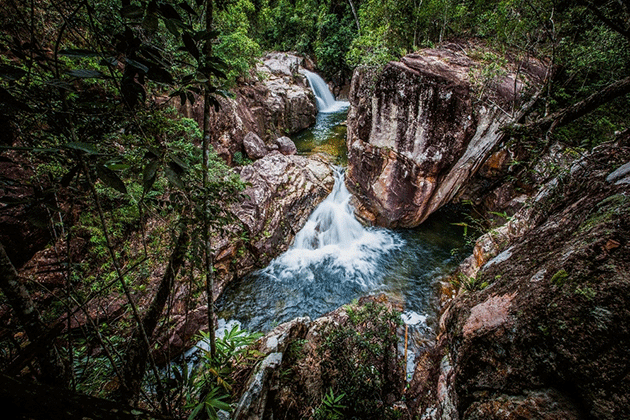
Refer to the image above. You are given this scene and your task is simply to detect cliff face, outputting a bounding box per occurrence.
[409,137,630,420]
[176,53,317,164]
[346,46,542,227]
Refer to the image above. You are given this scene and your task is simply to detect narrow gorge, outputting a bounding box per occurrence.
[1,2,629,419]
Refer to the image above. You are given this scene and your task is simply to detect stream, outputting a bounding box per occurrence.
[215,72,468,362]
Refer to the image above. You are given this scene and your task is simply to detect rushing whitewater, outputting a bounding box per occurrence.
[263,168,401,287]
[303,69,349,113]
[217,169,405,331]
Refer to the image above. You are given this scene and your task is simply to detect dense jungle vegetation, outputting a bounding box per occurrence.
[0,0,629,419]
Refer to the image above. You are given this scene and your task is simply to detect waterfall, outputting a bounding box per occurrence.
[303,70,349,113]
[260,168,401,288]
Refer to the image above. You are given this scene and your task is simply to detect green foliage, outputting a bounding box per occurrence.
[179,325,262,420]
[346,27,396,69]
[314,388,346,420]
[550,269,569,287]
[215,0,262,85]
[319,302,403,420]
[454,273,489,292]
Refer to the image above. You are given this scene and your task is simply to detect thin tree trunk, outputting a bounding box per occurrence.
[202,0,217,360]
[118,220,189,405]
[0,242,65,385]
[347,0,360,36]
[510,75,630,135]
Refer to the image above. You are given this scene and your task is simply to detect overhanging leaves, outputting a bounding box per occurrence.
[58,49,101,58]
[143,159,160,194]
[164,165,184,190]
[120,4,145,19]
[96,165,127,194]
[0,64,27,81]
[64,142,99,155]
[182,32,200,61]
[67,69,106,79]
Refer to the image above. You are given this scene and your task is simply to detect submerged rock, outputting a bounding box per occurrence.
[346,45,544,227]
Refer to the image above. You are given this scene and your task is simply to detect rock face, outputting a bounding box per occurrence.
[232,296,405,420]
[212,153,334,293]
[346,45,543,227]
[176,53,317,164]
[408,138,630,419]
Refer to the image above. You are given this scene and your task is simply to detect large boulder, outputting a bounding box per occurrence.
[243,131,269,160]
[211,153,334,293]
[346,45,544,227]
[408,139,630,419]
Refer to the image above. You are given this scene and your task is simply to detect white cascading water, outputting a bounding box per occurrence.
[261,168,401,288]
[303,69,349,113]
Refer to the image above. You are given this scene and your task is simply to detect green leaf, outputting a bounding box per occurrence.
[147,65,174,84]
[143,159,160,193]
[0,64,27,81]
[58,49,101,58]
[164,165,184,190]
[67,69,105,78]
[143,13,160,32]
[182,32,200,61]
[164,19,181,37]
[100,57,119,67]
[178,2,197,16]
[193,29,219,42]
[188,402,203,420]
[105,163,130,171]
[198,65,226,80]
[125,58,149,74]
[159,4,182,21]
[168,159,186,175]
[64,142,99,154]
[60,164,81,187]
[96,165,127,194]
[120,4,145,19]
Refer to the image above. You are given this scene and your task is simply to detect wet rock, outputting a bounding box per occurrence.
[212,153,334,292]
[275,136,297,155]
[410,141,630,419]
[233,352,283,420]
[346,45,544,227]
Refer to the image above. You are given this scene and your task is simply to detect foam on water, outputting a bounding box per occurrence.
[261,168,401,289]
[303,69,350,113]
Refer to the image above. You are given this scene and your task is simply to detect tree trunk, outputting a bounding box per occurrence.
[202,0,217,360]
[347,0,360,36]
[509,75,630,135]
[118,221,189,404]
[0,242,65,385]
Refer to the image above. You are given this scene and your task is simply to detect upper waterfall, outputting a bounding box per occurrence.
[303,70,349,113]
